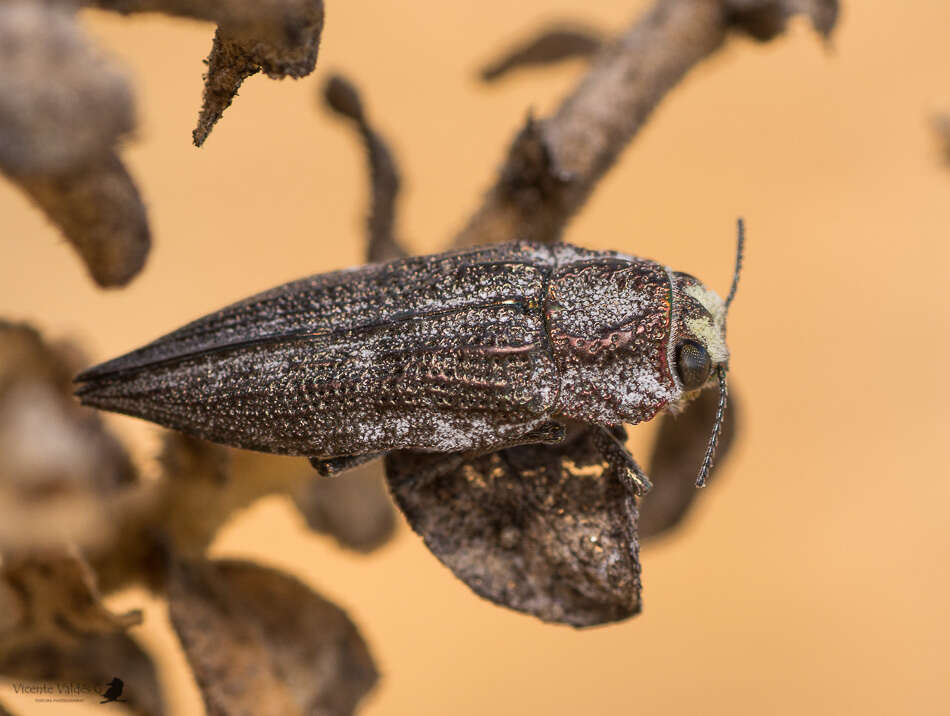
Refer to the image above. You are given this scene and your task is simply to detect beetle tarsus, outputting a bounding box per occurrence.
[592,426,652,496]
[309,453,382,477]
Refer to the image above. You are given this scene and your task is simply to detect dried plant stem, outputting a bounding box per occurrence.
[453,0,834,248]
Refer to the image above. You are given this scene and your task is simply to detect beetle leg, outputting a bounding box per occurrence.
[514,420,567,446]
[309,453,384,476]
[592,426,652,496]
[470,420,567,452]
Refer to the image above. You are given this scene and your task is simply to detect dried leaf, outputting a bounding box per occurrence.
[0,1,134,176]
[293,460,396,553]
[0,634,164,716]
[324,74,407,263]
[641,388,739,540]
[0,551,142,650]
[480,24,604,81]
[168,558,377,716]
[385,424,641,627]
[15,152,150,288]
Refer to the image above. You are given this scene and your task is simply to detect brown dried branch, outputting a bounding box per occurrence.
[85,0,326,147]
[640,388,738,539]
[453,0,838,248]
[168,558,377,716]
[0,1,149,288]
[324,74,408,263]
[192,4,325,147]
[479,24,605,82]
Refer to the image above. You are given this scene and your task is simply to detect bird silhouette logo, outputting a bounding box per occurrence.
[98,677,126,704]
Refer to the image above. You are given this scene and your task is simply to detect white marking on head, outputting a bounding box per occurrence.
[684,283,729,364]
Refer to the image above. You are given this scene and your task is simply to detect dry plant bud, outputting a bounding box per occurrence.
[386,423,641,627]
[0,634,164,716]
[168,558,377,716]
[640,388,738,539]
[293,460,396,553]
[0,321,149,555]
[324,74,407,263]
[479,24,604,81]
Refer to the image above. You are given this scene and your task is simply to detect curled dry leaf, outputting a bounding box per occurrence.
[0,551,142,651]
[168,558,377,716]
[480,24,604,81]
[640,387,739,540]
[0,2,148,287]
[385,423,641,628]
[0,634,164,716]
[0,321,149,555]
[293,460,396,553]
[324,74,408,263]
[16,153,150,288]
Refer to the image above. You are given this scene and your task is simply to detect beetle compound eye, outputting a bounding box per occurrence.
[675,340,711,390]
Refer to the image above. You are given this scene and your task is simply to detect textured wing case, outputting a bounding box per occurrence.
[77,244,559,456]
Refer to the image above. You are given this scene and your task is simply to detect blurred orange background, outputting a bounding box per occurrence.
[3,1,950,714]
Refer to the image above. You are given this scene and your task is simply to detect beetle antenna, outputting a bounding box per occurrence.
[696,365,728,487]
[725,217,745,311]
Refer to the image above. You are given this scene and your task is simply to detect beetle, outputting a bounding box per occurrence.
[76,223,744,497]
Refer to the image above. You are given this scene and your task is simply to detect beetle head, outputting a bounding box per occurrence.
[669,218,745,487]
